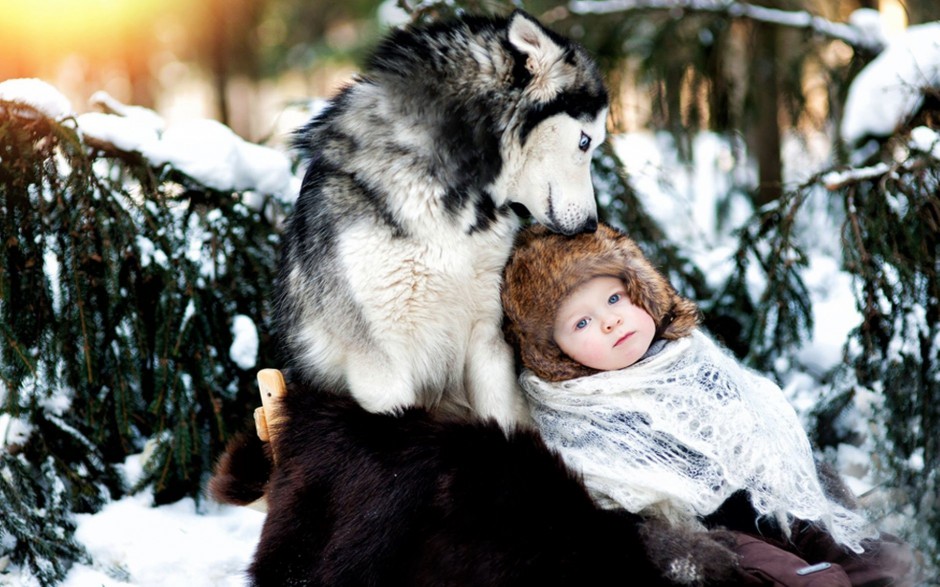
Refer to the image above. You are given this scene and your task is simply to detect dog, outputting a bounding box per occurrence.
[276,10,609,429]
[209,382,744,586]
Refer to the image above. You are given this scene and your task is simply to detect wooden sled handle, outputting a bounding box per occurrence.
[254,368,286,454]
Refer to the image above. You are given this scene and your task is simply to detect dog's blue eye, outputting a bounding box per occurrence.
[608,293,621,304]
[579,131,591,152]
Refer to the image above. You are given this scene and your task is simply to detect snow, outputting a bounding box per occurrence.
[378,0,411,28]
[0,82,298,202]
[909,125,940,158]
[847,8,887,49]
[77,112,161,154]
[3,11,940,583]
[796,256,861,375]
[89,91,166,134]
[0,415,32,449]
[837,443,873,496]
[1,453,268,587]
[841,22,940,145]
[611,132,749,252]
[65,494,263,587]
[134,236,169,270]
[0,78,73,119]
[822,162,891,189]
[230,316,259,371]
[0,452,264,586]
[141,119,295,200]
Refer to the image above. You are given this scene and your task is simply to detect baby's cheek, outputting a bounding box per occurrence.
[577,342,610,370]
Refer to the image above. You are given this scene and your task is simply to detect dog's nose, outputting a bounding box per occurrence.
[550,208,598,235]
[566,217,597,234]
[557,217,597,236]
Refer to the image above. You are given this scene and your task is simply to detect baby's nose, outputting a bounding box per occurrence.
[603,315,622,332]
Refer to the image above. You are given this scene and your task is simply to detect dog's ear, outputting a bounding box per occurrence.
[507,11,564,76]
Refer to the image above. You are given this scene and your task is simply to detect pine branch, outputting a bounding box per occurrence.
[568,0,885,53]
[816,133,940,569]
[0,326,36,378]
[821,163,891,190]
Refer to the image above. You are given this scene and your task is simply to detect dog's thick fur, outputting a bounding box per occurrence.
[277,11,609,428]
[210,384,744,586]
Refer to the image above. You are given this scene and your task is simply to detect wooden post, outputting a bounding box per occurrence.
[254,368,286,460]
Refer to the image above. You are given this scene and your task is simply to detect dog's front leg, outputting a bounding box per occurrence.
[465,320,533,432]
[344,352,418,415]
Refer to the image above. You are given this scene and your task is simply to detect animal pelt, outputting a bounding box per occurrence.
[208,428,272,507]
[210,383,746,586]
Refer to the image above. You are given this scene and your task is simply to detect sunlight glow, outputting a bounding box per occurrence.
[0,0,176,63]
[880,0,908,38]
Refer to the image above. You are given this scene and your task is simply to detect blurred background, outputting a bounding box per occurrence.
[0,0,929,144]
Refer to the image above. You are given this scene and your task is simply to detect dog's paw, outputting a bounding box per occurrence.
[639,519,741,586]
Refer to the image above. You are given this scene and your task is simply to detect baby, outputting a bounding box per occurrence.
[501,223,913,586]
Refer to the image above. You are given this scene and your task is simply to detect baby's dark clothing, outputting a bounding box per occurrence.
[708,492,915,586]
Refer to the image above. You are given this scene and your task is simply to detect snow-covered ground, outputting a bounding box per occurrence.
[61,486,264,587]
[1,9,938,585]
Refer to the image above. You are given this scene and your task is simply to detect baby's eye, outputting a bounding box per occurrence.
[575,318,589,330]
[578,131,591,152]
[608,293,621,304]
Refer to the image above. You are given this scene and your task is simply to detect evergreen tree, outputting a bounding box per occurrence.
[0,455,88,585]
[0,96,285,582]
[825,124,940,566]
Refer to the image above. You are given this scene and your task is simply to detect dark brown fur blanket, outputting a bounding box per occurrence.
[209,383,744,586]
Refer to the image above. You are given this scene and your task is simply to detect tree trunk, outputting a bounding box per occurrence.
[905,0,940,25]
[213,69,230,127]
[210,0,231,125]
[750,21,783,207]
[123,46,156,109]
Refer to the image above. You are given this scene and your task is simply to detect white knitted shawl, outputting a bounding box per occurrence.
[521,330,876,553]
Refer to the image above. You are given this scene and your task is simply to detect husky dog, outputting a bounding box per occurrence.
[278,11,609,428]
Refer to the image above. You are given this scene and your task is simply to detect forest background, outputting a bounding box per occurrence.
[1,0,939,584]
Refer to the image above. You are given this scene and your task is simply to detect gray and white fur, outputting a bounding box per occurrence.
[277,10,609,429]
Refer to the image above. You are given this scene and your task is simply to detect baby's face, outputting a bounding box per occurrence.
[553,276,656,371]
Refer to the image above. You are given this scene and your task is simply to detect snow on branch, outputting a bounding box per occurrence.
[823,126,940,189]
[0,78,300,204]
[568,0,885,53]
[821,163,891,190]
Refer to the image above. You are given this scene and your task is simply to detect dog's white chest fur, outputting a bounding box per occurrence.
[333,219,518,414]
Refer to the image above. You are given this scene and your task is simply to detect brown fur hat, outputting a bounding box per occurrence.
[501,223,700,382]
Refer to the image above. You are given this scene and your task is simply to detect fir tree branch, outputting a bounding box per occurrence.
[0,327,36,378]
[821,157,936,190]
[70,262,94,385]
[568,0,885,53]
[821,163,891,189]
